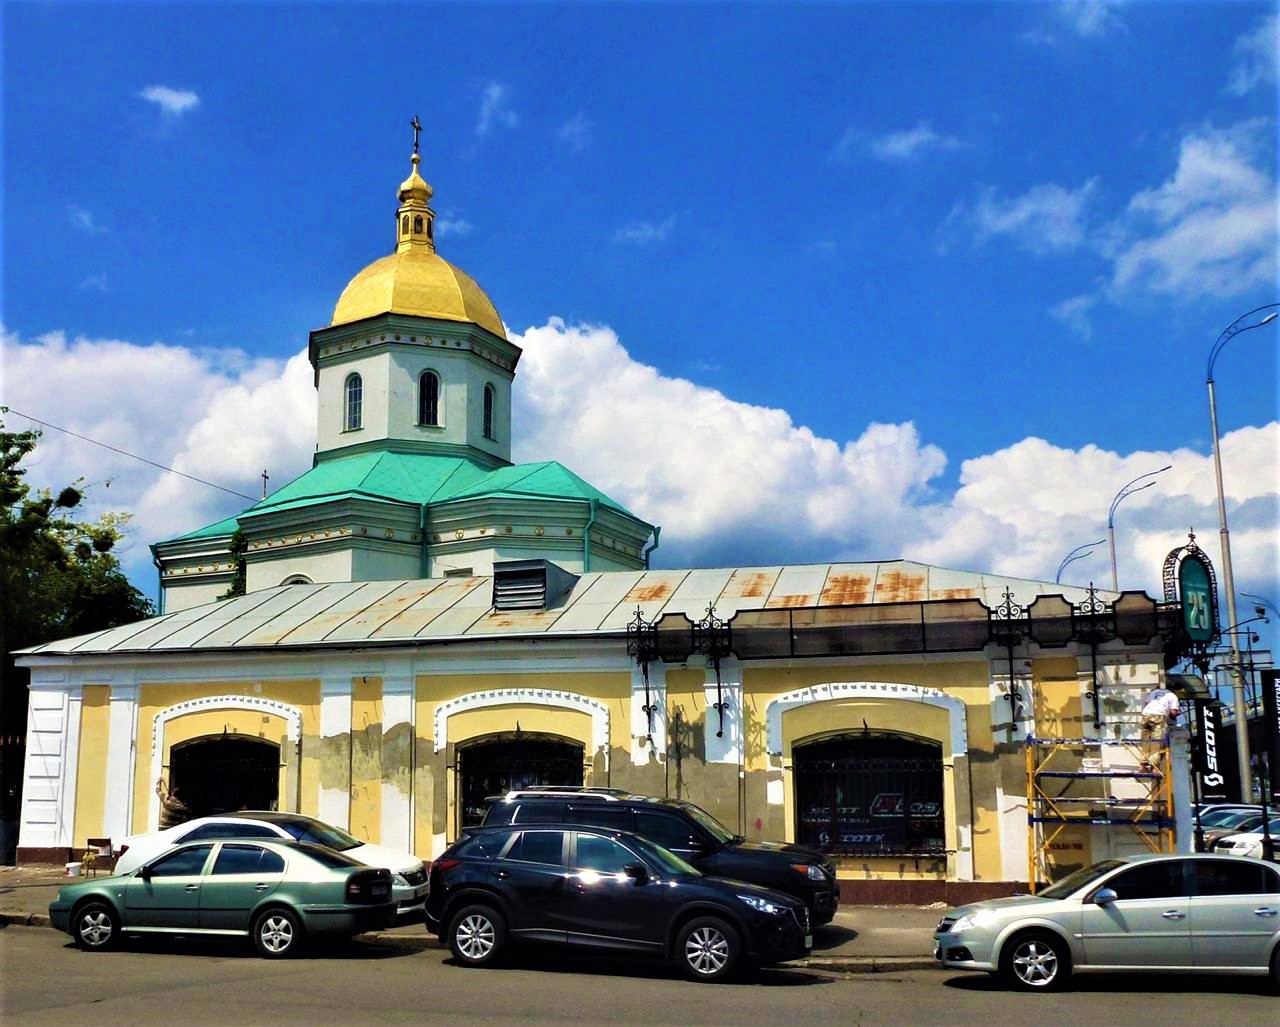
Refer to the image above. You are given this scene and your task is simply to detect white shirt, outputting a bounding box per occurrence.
[1141,687,1180,719]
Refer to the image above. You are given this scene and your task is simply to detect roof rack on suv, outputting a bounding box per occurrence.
[497,786,631,801]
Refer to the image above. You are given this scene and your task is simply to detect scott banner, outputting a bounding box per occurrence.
[1261,669,1280,804]
[1192,699,1238,803]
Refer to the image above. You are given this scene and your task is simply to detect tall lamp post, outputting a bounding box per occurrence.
[1107,465,1172,592]
[1056,539,1106,584]
[1207,302,1278,800]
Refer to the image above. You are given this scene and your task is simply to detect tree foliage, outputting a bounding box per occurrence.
[219,528,248,600]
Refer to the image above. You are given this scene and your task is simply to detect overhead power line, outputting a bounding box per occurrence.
[4,407,258,502]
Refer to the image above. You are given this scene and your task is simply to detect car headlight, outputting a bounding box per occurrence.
[790,863,826,881]
[738,894,787,915]
[950,908,998,934]
[391,873,409,887]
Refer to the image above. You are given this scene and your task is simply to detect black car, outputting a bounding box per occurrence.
[481,788,839,924]
[426,824,812,981]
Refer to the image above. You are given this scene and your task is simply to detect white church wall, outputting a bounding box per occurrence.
[162,578,233,613]
[385,345,513,462]
[351,545,423,582]
[246,547,354,592]
[316,350,391,454]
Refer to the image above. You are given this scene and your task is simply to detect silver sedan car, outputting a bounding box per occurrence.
[933,854,1280,992]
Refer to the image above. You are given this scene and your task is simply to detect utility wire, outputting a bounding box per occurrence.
[4,407,258,502]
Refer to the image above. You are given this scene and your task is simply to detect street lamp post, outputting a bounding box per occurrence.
[1056,539,1106,584]
[1107,465,1172,592]
[1206,303,1278,800]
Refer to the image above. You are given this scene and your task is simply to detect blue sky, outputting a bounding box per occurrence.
[3,1,1278,625]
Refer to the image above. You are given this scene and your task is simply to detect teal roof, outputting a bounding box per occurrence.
[156,451,639,545]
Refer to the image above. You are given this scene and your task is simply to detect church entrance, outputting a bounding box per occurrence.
[169,735,281,820]
[458,734,584,827]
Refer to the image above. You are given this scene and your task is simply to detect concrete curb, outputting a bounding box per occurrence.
[2,913,936,972]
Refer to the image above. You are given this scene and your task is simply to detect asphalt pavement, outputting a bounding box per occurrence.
[3,923,1276,1026]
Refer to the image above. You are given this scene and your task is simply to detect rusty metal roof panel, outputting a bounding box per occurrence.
[871,562,930,604]
[668,568,735,605]
[544,571,640,632]
[418,577,497,637]
[272,581,406,644]
[369,575,488,639]
[764,564,832,608]
[146,589,287,650]
[192,585,328,648]
[598,569,691,628]
[233,582,367,646]
[817,564,878,607]
[324,580,445,642]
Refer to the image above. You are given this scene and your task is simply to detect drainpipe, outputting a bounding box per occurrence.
[583,499,598,572]
[419,504,431,579]
[643,526,662,569]
[152,553,165,614]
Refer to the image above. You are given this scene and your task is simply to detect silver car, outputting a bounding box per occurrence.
[933,854,1280,992]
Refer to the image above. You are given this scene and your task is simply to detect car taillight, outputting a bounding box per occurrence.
[346,879,362,898]
[432,858,460,874]
[116,844,129,857]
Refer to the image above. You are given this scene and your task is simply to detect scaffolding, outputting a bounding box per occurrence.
[1026,735,1174,892]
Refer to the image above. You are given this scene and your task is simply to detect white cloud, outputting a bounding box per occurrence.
[435,215,474,238]
[476,82,518,136]
[868,122,962,162]
[557,112,593,152]
[67,205,107,234]
[1049,293,1097,339]
[945,179,1096,255]
[1227,13,1277,96]
[137,85,200,117]
[1025,1,1126,44]
[78,272,109,293]
[613,216,677,245]
[3,320,1275,603]
[1106,121,1277,299]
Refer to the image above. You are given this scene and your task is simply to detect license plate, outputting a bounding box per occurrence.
[372,884,389,897]
[804,934,812,949]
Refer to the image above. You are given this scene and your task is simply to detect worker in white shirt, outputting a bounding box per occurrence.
[1139,685,1181,771]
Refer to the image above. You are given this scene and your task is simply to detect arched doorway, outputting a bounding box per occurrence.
[458,733,584,827]
[169,735,281,819]
[793,732,943,857]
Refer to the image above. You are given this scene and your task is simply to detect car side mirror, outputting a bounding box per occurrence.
[623,862,648,883]
[140,864,153,881]
[1092,887,1117,905]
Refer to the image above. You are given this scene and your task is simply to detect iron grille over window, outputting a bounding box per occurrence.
[419,371,440,426]
[483,383,495,439]
[793,735,944,857]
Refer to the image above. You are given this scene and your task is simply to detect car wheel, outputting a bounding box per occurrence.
[1000,931,1069,992]
[677,916,741,982]
[448,904,506,967]
[72,901,119,951]
[253,908,302,959]
[1269,945,1280,997]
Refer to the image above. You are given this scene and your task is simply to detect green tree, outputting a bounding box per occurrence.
[1,415,154,841]
[219,528,247,600]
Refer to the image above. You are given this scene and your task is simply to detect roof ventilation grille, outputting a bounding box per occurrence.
[492,559,579,612]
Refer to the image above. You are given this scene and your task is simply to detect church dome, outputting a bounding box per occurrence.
[330,145,505,340]
[331,248,506,339]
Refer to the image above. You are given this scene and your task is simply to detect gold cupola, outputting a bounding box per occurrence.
[330,141,505,339]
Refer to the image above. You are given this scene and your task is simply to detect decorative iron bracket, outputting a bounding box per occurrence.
[1073,584,1112,730]
[625,606,660,739]
[990,588,1029,727]
[693,604,733,738]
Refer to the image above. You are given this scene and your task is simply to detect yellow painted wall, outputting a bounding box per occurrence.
[129,680,321,834]
[350,676,382,844]
[72,686,110,848]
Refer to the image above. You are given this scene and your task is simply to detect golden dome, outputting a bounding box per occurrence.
[331,248,506,339]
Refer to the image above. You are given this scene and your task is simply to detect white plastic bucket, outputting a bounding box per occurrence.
[65,861,83,877]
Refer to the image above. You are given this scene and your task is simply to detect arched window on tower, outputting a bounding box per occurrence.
[483,384,495,440]
[419,371,440,426]
[413,215,424,234]
[401,214,409,234]
[344,373,363,431]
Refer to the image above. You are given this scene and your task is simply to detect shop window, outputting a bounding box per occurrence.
[793,732,944,856]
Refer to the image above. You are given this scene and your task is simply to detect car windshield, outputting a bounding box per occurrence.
[1200,808,1253,827]
[276,817,361,851]
[632,837,701,877]
[1215,810,1264,829]
[1036,860,1126,899]
[677,802,735,844]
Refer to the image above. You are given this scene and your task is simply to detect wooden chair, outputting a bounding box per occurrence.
[83,838,113,876]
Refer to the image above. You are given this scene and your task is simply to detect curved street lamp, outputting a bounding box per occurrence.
[1056,538,1106,584]
[1206,302,1278,800]
[1107,465,1172,592]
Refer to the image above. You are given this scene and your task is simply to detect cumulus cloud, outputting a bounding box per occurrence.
[868,122,962,162]
[435,215,474,238]
[137,85,200,117]
[67,204,107,234]
[944,180,1096,255]
[1049,293,1098,340]
[3,320,1275,602]
[557,112,593,152]
[612,216,677,245]
[1025,1,1126,44]
[1227,13,1278,96]
[1105,121,1277,299]
[476,82,517,136]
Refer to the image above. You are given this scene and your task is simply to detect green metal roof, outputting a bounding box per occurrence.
[156,451,639,546]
